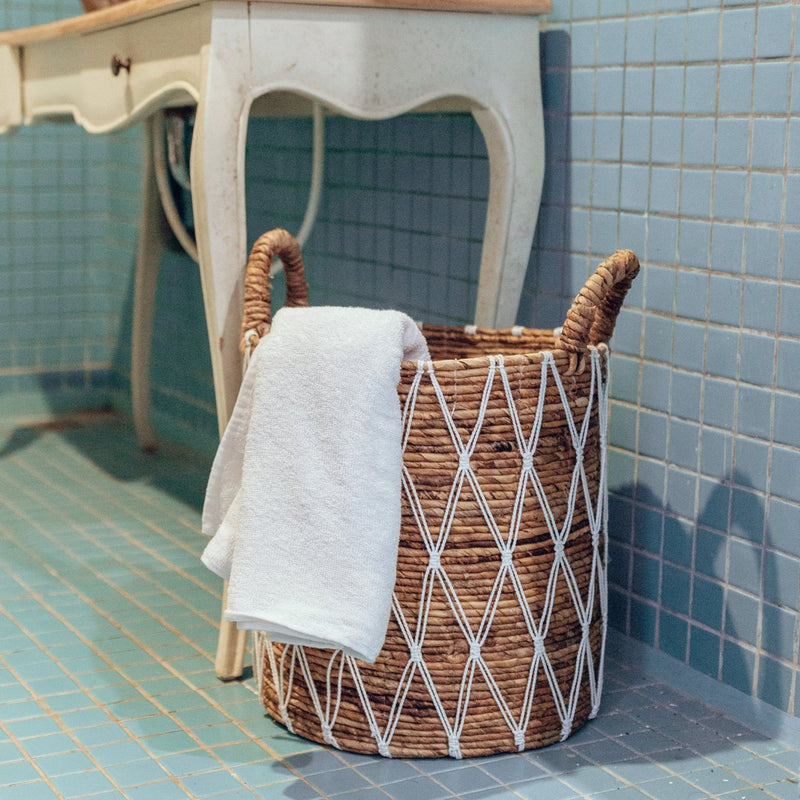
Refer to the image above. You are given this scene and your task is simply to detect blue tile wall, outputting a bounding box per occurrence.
[2,0,799,718]
[530,0,799,718]
[0,2,140,415]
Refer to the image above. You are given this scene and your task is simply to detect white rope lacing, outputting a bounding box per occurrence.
[258,349,609,756]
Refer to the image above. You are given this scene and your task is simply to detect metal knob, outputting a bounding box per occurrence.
[111,55,131,76]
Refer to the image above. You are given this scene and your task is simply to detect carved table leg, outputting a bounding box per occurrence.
[191,5,251,680]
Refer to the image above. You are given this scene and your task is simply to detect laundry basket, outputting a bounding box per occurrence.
[242,229,639,759]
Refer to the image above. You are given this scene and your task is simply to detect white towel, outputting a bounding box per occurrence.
[201,306,429,663]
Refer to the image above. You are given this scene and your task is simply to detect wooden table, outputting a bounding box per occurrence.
[0,0,551,679]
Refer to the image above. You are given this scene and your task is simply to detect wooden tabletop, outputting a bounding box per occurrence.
[0,0,552,47]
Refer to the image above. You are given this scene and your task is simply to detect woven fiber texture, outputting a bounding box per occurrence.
[242,230,639,758]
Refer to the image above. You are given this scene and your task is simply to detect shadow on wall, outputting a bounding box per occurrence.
[609,470,798,719]
[521,27,573,332]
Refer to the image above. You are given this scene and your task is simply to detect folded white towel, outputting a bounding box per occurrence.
[201,306,429,663]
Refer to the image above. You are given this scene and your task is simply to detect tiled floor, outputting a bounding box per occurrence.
[0,413,798,800]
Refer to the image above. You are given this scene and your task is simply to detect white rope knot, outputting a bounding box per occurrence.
[513,730,525,749]
[459,452,471,471]
[500,550,513,568]
[378,741,391,758]
[553,540,565,559]
[469,641,481,661]
[522,452,533,471]
[429,552,441,571]
[448,734,462,759]
[321,723,338,747]
[280,706,294,733]
[581,621,591,639]
[533,635,545,656]
[560,719,572,740]
[409,644,423,663]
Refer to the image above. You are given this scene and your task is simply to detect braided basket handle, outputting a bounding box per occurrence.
[557,249,640,374]
[240,228,309,353]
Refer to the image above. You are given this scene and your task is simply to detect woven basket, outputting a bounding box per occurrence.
[242,229,639,759]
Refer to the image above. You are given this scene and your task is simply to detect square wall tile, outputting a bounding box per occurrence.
[649,167,680,215]
[737,385,773,440]
[655,14,686,63]
[663,516,694,568]
[751,119,787,170]
[705,328,739,380]
[651,117,682,164]
[669,419,700,470]
[725,589,760,647]
[753,61,791,114]
[661,564,691,615]
[659,610,688,661]
[684,65,717,115]
[776,339,800,393]
[711,223,744,274]
[728,538,763,595]
[671,321,705,373]
[633,552,661,600]
[748,172,784,224]
[626,16,655,64]
[720,7,755,61]
[771,446,800,501]
[718,64,754,115]
[733,436,769,493]
[698,479,731,535]
[652,65,684,113]
[760,603,797,661]
[623,66,654,114]
[640,362,671,412]
[679,220,711,269]
[620,164,649,211]
[689,626,720,678]
[679,170,712,219]
[638,410,669,460]
[730,488,766,544]
[670,370,701,421]
[744,226,780,279]
[634,504,663,554]
[755,0,793,51]
[713,172,747,222]
[707,275,742,327]
[683,118,716,166]
[763,551,800,610]
[721,640,755,696]
[667,466,698,519]
[768,498,800,559]
[596,67,625,113]
[691,576,724,629]
[597,19,627,66]
[686,11,719,61]
[757,655,793,712]
[738,333,775,387]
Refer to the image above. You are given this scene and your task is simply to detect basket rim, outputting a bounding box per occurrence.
[401,332,608,371]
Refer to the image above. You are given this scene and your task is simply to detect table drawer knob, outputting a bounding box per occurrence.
[111,55,131,76]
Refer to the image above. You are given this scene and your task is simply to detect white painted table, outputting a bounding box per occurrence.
[0,0,551,678]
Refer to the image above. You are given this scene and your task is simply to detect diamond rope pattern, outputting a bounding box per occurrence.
[258,347,609,758]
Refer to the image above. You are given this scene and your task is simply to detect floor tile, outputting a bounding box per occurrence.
[0,416,797,800]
